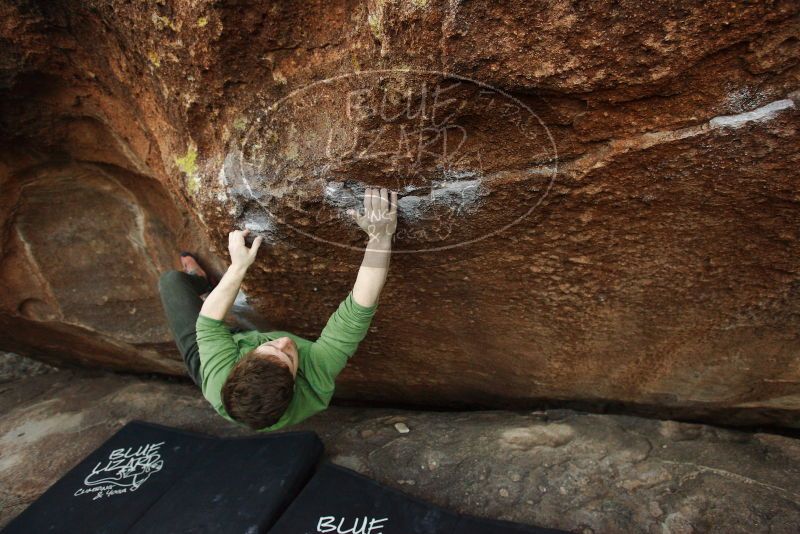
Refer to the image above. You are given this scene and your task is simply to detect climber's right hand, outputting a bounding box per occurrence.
[348,187,398,243]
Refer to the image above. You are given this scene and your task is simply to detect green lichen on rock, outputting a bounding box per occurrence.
[272,69,288,85]
[186,174,200,195]
[175,146,197,175]
[196,16,208,28]
[152,13,180,32]
[367,11,383,41]
[233,116,248,131]
[175,145,200,195]
[147,51,161,67]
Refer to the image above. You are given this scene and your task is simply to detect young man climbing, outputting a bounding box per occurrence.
[158,188,397,431]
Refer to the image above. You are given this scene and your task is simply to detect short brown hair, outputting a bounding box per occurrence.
[221,351,294,430]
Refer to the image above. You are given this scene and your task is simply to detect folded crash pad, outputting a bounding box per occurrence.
[269,462,567,534]
[2,420,322,534]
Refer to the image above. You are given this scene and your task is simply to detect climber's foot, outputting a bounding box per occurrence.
[180,252,207,279]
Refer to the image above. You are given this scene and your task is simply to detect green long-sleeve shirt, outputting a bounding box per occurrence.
[195,292,377,432]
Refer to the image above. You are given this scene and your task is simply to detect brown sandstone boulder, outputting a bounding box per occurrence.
[0,0,799,425]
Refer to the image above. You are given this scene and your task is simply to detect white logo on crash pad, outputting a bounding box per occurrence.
[74,441,165,500]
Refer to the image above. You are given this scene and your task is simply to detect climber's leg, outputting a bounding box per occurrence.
[158,269,212,387]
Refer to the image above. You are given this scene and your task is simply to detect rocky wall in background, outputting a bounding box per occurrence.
[1,0,799,426]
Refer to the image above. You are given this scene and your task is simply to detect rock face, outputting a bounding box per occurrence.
[2,369,800,533]
[1,1,800,425]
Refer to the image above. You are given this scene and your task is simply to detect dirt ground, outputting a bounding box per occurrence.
[1,361,799,533]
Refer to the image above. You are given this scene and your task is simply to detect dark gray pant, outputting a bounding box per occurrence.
[158,270,212,387]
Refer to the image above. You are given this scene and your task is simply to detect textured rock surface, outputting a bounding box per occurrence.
[1,1,799,425]
[0,352,57,383]
[1,368,800,533]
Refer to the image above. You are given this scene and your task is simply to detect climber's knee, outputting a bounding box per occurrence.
[158,270,184,294]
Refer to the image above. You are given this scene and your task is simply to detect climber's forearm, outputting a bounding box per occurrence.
[199,263,248,320]
[200,229,262,321]
[352,236,392,307]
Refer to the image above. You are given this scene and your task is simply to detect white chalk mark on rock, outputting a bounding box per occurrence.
[323,177,483,222]
[709,98,795,129]
[566,94,798,179]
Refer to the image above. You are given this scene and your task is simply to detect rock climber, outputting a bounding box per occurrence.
[158,188,397,431]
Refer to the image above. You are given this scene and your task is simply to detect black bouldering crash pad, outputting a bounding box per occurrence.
[270,462,567,534]
[2,421,322,534]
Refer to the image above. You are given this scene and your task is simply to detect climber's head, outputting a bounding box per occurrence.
[252,336,299,377]
[221,337,299,430]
